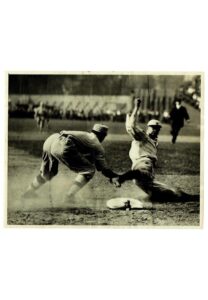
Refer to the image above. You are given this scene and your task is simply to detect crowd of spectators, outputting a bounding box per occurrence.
[8,100,127,122]
[177,76,201,110]
[8,90,199,124]
[8,100,170,124]
[9,97,169,121]
[181,88,201,110]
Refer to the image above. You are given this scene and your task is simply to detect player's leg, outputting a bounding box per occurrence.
[51,136,96,201]
[170,123,176,143]
[150,180,183,202]
[118,168,153,202]
[46,118,49,130]
[133,179,151,201]
[22,174,46,198]
[64,173,95,202]
[172,130,177,144]
[39,117,45,132]
[35,116,40,129]
[150,180,199,202]
[22,135,59,198]
[133,179,154,208]
[171,125,180,144]
[60,153,95,201]
[22,154,59,198]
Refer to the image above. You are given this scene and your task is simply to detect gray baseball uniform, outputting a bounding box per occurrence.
[40,131,109,180]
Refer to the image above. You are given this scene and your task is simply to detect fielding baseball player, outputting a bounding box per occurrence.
[112,98,185,205]
[34,102,49,131]
[23,124,118,202]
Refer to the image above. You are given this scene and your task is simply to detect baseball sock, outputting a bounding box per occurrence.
[66,174,89,197]
[26,174,46,192]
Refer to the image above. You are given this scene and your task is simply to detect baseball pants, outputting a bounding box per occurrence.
[40,133,96,181]
[132,168,182,201]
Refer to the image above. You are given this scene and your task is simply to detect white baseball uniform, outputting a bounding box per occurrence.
[125,113,182,200]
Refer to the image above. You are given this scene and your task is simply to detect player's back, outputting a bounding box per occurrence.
[43,131,104,155]
[62,131,104,154]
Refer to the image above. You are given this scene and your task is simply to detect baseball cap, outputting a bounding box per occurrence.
[92,124,109,134]
[147,119,162,128]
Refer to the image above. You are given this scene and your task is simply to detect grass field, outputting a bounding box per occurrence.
[8,117,200,136]
[7,117,201,227]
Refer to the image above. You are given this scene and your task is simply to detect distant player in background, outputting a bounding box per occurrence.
[22,124,119,203]
[169,98,190,144]
[112,98,188,207]
[34,102,49,131]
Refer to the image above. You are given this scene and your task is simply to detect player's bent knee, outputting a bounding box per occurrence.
[47,173,57,180]
[76,172,95,183]
[52,168,58,177]
[40,172,56,181]
[37,173,47,184]
[74,173,95,187]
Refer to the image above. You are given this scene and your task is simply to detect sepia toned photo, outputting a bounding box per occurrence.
[7,73,202,227]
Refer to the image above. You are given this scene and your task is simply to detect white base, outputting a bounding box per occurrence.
[106,197,144,210]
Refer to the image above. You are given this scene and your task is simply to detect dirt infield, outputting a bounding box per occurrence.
[7,117,201,226]
[8,202,200,226]
[7,137,201,226]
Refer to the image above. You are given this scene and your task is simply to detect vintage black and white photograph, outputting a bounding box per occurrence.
[7,73,202,226]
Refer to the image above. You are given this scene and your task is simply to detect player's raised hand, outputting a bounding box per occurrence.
[134,98,142,108]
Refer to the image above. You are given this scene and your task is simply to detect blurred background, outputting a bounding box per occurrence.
[8,74,201,124]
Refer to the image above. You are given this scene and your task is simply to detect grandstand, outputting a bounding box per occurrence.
[8,74,201,123]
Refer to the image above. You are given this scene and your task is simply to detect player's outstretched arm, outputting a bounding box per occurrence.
[133,97,142,113]
[128,98,141,125]
[118,170,142,184]
[108,170,139,188]
[126,98,143,140]
[109,170,138,188]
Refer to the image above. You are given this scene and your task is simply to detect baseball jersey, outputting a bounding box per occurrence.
[125,114,158,172]
[59,131,108,171]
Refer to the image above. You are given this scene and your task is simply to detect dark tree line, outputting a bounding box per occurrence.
[9,74,186,96]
